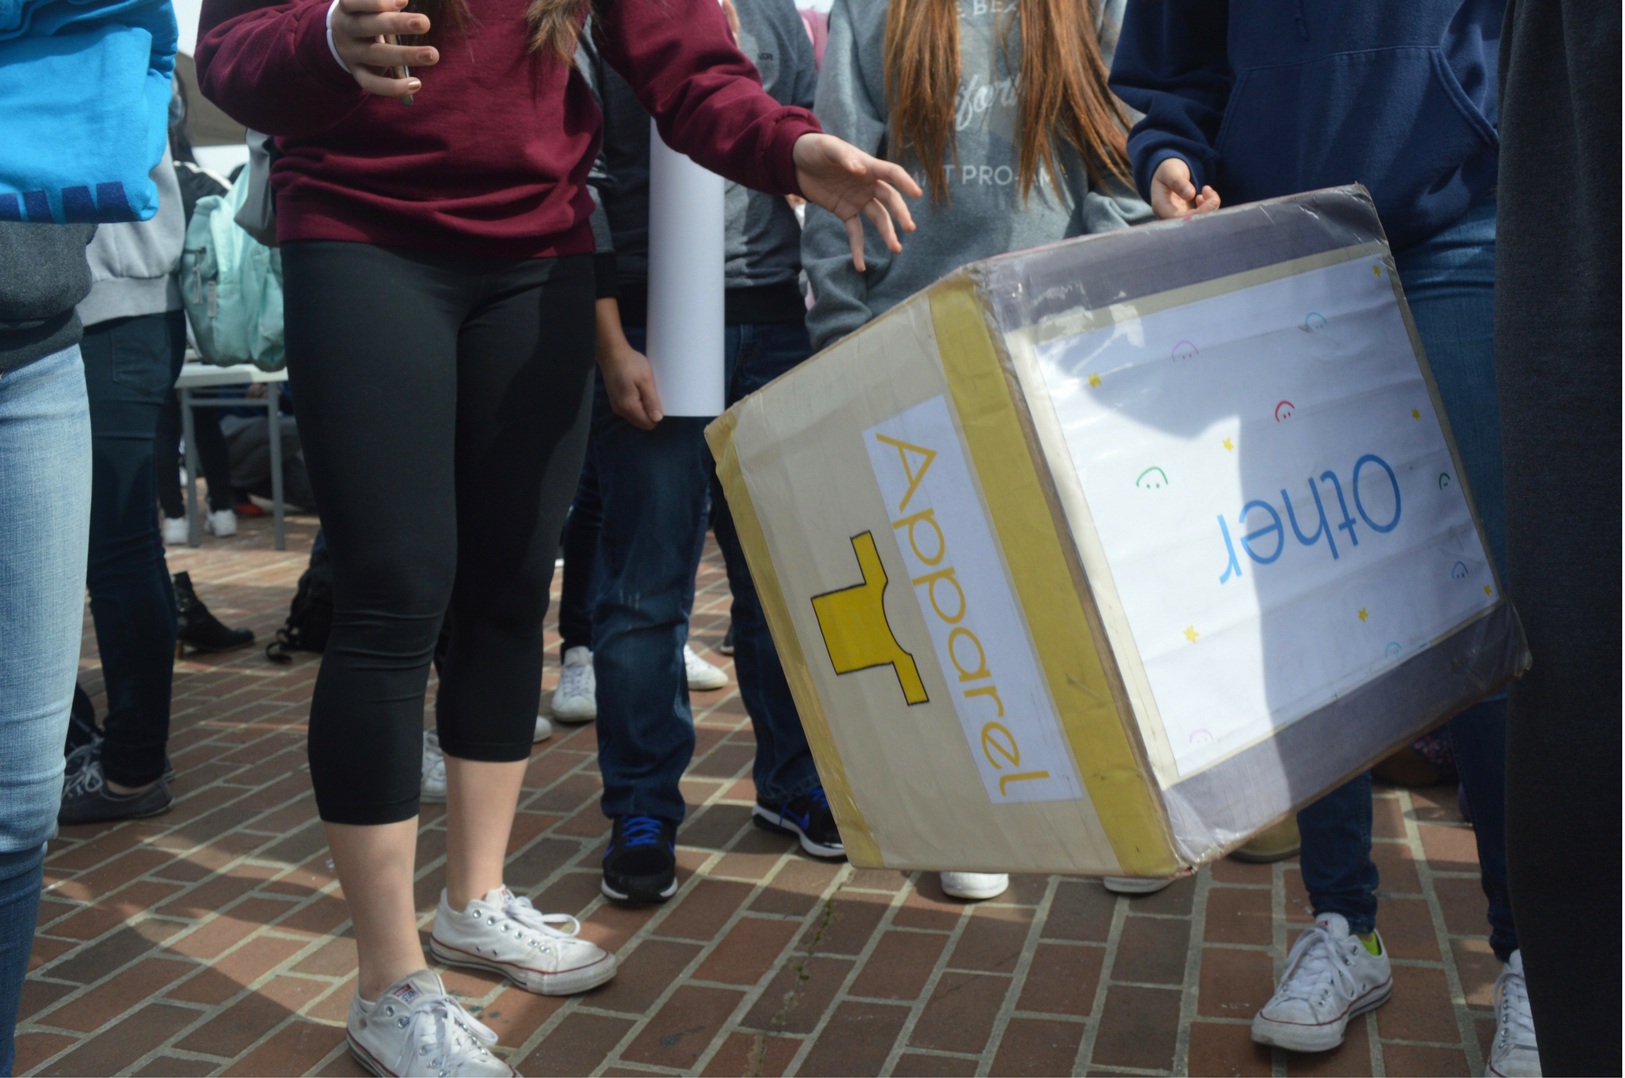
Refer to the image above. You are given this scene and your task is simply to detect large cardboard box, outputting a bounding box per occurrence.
[707,187,1528,877]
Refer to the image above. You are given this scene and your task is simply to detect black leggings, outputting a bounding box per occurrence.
[282,242,595,825]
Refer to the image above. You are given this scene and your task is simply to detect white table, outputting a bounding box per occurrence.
[174,361,290,551]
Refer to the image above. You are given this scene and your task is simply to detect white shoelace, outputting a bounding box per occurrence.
[1274,923,1361,1009]
[495,891,582,951]
[557,661,591,698]
[62,746,105,800]
[386,989,500,1078]
[1493,963,1537,1051]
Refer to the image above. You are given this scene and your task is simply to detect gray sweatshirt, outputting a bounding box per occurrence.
[579,0,818,325]
[803,0,1153,351]
[77,148,184,329]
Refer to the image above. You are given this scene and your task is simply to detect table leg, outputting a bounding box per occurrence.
[182,388,202,548]
[268,390,285,551]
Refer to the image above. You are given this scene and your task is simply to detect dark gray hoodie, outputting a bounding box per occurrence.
[0,223,96,375]
[803,0,1153,351]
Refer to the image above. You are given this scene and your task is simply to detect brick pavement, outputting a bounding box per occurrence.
[19,508,1503,1076]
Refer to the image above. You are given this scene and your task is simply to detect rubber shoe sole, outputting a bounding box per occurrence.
[428,934,618,996]
[600,873,678,906]
[347,1033,519,1078]
[751,805,846,860]
[1250,979,1393,1052]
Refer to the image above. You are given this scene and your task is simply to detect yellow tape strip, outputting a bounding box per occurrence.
[704,412,883,866]
[929,281,1176,876]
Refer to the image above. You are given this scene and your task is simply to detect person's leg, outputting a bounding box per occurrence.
[557,396,604,658]
[282,241,466,998]
[223,415,273,491]
[709,324,821,806]
[192,408,235,514]
[1392,201,1517,957]
[0,344,92,1071]
[591,325,710,825]
[154,392,185,520]
[78,313,180,792]
[434,254,596,906]
[1295,774,1379,933]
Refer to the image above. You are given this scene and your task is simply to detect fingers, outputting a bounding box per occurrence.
[1153,157,1195,201]
[340,0,409,13]
[871,178,915,234]
[638,375,665,427]
[863,158,923,200]
[350,66,421,98]
[345,11,431,38]
[862,198,901,255]
[845,216,867,273]
[1196,186,1222,212]
[345,40,436,70]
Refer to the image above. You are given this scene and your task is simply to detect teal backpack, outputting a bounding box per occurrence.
[180,178,284,371]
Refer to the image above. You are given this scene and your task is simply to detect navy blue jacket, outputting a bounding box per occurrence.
[1109,2,1503,249]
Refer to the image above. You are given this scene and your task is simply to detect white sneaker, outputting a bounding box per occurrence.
[940,872,1009,901]
[684,644,728,691]
[1486,950,1541,1077]
[204,508,237,537]
[1104,876,1175,895]
[346,969,513,1077]
[1251,912,1392,1052]
[161,515,188,545]
[533,714,552,742]
[430,887,617,996]
[421,733,447,804]
[550,647,596,723]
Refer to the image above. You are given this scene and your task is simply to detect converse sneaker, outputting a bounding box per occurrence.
[430,887,617,996]
[550,647,596,723]
[58,742,173,826]
[1485,950,1541,1077]
[752,788,844,858]
[421,733,448,803]
[161,514,188,545]
[684,644,728,691]
[532,714,552,742]
[940,872,1009,901]
[601,815,678,905]
[1104,876,1175,895]
[204,508,237,537]
[1251,912,1392,1052]
[346,969,513,1077]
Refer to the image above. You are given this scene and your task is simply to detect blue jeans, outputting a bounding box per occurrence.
[593,322,821,821]
[1299,200,1517,960]
[0,345,92,1074]
[81,312,183,788]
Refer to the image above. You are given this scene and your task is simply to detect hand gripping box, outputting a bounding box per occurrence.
[706,187,1529,877]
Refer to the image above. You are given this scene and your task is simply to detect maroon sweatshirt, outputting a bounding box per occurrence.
[195,0,822,258]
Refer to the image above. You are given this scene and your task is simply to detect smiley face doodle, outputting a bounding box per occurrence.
[1274,400,1295,422]
[1136,466,1170,490]
[1450,561,1469,580]
[1171,340,1199,361]
[1303,312,1327,332]
[1438,473,1452,489]
[1188,729,1213,745]
[1385,642,1402,659]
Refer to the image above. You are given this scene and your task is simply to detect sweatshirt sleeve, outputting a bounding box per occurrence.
[576,35,620,299]
[1107,0,1232,202]
[800,0,884,352]
[596,0,820,198]
[195,0,369,137]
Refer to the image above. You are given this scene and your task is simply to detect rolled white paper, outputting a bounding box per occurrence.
[645,117,726,417]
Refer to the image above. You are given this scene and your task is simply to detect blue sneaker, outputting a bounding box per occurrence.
[752,788,845,859]
[602,815,679,905]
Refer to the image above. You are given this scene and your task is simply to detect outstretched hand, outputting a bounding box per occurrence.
[1150,157,1221,220]
[793,134,922,271]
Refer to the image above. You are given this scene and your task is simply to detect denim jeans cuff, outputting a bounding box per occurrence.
[1310,906,1377,936]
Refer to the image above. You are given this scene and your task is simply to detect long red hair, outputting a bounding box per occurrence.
[883,0,1133,203]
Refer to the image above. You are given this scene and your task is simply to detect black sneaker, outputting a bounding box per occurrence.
[174,571,255,653]
[753,788,845,859]
[602,815,679,906]
[59,743,174,826]
[719,623,735,656]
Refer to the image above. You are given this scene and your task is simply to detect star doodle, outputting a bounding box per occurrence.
[1412,408,1421,419]
[1484,585,1493,596]
[1358,608,1369,622]
[1088,372,1102,388]
[1184,625,1199,642]
[1222,437,1234,451]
